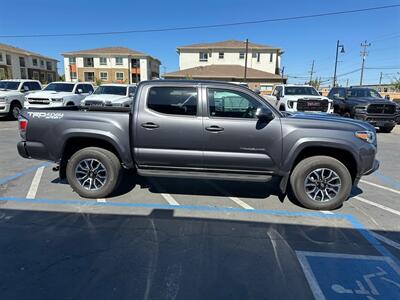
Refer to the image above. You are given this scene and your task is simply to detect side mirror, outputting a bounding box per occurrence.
[254,88,261,95]
[23,86,29,92]
[385,95,390,100]
[77,88,83,94]
[276,94,280,101]
[255,107,274,121]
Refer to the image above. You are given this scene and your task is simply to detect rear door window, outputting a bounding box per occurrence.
[147,86,198,116]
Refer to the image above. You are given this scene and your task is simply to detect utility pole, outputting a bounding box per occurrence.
[346,78,349,87]
[281,66,285,83]
[244,39,249,82]
[359,40,371,86]
[333,40,345,87]
[309,60,315,85]
[379,72,383,87]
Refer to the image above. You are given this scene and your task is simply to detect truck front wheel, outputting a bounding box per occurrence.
[290,156,352,210]
[379,126,394,133]
[66,147,121,198]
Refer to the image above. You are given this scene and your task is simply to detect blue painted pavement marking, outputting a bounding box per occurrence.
[0,162,50,185]
[297,251,400,300]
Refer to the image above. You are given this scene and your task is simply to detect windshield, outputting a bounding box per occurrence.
[0,81,20,90]
[285,86,320,96]
[44,83,74,92]
[346,89,382,98]
[94,86,127,96]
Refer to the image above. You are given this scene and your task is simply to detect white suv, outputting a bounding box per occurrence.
[81,84,136,107]
[25,82,94,109]
[266,84,334,114]
[0,79,42,120]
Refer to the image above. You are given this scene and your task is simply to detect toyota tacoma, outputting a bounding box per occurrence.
[17,80,379,210]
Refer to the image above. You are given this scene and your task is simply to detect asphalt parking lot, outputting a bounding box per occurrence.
[1,118,400,299]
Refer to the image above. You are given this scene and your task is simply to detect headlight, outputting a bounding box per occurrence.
[355,130,375,144]
[354,105,367,113]
[287,100,295,108]
[51,98,63,102]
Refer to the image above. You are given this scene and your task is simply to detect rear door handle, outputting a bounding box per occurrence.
[206,125,224,132]
[141,122,160,129]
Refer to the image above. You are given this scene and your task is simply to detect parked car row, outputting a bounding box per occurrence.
[264,84,400,133]
[0,79,137,120]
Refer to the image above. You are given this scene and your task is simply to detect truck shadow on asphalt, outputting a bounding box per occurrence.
[1,207,399,300]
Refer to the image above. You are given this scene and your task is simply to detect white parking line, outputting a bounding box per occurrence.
[360,179,400,195]
[26,166,45,199]
[370,232,400,251]
[353,196,400,217]
[321,211,334,214]
[161,193,180,206]
[229,197,254,210]
[97,198,106,203]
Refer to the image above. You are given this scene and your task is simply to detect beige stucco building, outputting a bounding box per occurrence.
[165,40,286,90]
[62,47,161,84]
[0,43,58,83]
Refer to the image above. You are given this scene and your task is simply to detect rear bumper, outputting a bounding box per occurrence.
[17,141,50,160]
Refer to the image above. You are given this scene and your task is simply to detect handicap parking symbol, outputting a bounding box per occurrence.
[296,251,400,299]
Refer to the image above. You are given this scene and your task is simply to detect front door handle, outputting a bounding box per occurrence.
[206,125,224,132]
[141,122,160,129]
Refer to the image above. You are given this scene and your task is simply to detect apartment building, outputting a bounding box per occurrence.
[0,43,58,83]
[62,47,161,84]
[164,40,286,90]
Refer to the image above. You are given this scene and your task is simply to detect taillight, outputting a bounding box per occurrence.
[18,116,28,139]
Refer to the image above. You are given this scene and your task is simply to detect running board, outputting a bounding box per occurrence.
[137,168,272,182]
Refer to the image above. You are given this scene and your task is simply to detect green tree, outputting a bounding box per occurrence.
[308,78,321,90]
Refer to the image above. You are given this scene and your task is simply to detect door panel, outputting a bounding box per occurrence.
[203,87,282,172]
[135,85,204,168]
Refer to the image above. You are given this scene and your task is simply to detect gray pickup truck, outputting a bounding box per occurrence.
[17,80,379,210]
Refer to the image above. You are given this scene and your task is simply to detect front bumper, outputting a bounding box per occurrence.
[354,113,397,127]
[24,102,64,109]
[0,103,10,115]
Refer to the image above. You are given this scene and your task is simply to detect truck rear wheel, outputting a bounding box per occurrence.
[290,156,352,210]
[66,147,121,198]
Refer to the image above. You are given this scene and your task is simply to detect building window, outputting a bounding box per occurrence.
[199,52,208,62]
[69,57,76,64]
[70,72,77,80]
[40,72,45,82]
[116,72,124,81]
[99,57,107,65]
[32,71,39,80]
[252,52,257,58]
[257,53,261,62]
[84,72,95,82]
[0,53,3,62]
[239,52,245,59]
[40,60,44,67]
[147,87,198,116]
[84,57,94,67]
[46,61,52,71]
[6,55,11,65]
[269,53,273,62]
[47,73,53,82]
[100,72,108,81]
[19,57,26,67]
[218,52,224,59]
[32,58,38,66]
[115,57,123,65]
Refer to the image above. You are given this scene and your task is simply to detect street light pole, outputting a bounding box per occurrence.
[333,40,345,87]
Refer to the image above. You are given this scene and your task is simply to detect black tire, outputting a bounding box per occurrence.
[8,101,22,120]
[290,156,352,210]
[379,126,394,133]
[66,147,121,198]
[66,102,75,106]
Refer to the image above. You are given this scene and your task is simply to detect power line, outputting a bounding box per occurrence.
[0,4,399,38]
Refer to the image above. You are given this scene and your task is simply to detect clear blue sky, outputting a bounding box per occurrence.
[1,0,399,86]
